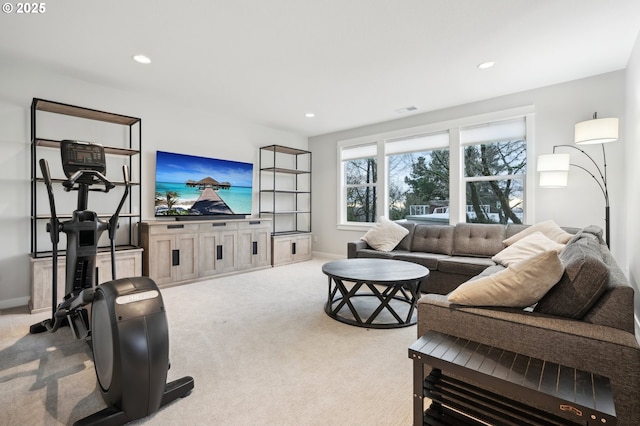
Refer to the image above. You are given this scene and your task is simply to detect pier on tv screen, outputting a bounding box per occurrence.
[154,150,253,217]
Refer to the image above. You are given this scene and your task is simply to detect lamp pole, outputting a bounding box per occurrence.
[552,144,610,247]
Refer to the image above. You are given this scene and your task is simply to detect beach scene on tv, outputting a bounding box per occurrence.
[154,150,254,216]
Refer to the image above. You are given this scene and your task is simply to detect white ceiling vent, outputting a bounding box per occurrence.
[395,106,418,114]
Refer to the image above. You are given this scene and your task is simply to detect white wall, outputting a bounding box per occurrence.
[625,32,640,320]
[309,71,627,265]
[0,60,307,309]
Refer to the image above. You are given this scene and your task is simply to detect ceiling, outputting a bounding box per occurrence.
[1,0,639,137]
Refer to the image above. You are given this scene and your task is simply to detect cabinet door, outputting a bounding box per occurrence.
[176,233,198,281]
[30,258,66,314]
[237,226,270,269]
[292,234,312,261]
[199,230,237,276]
[148,234,176,285]
[199,232,219,277]
[218,230,238,273]
[252,227,270,267]
[237,229,254,270]
[272,234,312,265]
[272,236,293,265]
[96,250,142,284]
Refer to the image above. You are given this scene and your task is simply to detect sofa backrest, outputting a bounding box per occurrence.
[582,248,636,333]
[534,234,610,319]
[505,223,582,240]
[452,223,506,257]
[410,224,454,255]
[533,226,634,333]
[395,221,417,251]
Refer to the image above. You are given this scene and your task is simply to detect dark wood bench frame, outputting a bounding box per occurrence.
[409,330,617,425]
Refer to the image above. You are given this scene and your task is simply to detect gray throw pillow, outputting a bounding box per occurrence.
[534,237,609,319]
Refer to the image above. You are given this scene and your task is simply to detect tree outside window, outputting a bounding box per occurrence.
[388,149,450,221]
[338,113,529,226]
[345,157,377,222]
[464,139,526,224]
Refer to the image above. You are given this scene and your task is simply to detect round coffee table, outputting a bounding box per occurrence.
[322,258,429,329]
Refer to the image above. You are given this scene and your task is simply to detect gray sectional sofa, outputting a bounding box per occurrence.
[348,222,640,424]
[348,222,581,294]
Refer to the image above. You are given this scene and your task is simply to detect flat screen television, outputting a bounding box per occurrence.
[154,150,253,219]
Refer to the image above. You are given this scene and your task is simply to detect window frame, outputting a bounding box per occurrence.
[460,117,529,224]
[336,106,535,230]
[385,131,451,222]
[337,140,379,229]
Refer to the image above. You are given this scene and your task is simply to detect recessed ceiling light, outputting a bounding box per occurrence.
[305,113,315,118]
[477,61,495,70]
[132,54,151,64]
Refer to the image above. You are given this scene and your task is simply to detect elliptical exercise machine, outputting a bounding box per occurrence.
[30,140,194,426]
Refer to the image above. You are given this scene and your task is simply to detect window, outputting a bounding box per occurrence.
[386,132,450,223]
[461,118,526,224]
[337,107,532,228]
[340,144,377,223]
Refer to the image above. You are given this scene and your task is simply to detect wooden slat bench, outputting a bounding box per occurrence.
[409,330,616,425]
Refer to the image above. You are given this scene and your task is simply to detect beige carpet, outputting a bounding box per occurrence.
[0,257,417,425]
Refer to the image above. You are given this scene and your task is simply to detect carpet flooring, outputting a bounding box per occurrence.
[0,257,417,425]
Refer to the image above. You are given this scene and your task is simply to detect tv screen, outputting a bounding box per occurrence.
[154,150,253,218]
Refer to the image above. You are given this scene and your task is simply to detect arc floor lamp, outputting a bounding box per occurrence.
[537,113,619,247]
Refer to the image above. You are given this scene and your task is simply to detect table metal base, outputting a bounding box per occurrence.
[325,276,421,329]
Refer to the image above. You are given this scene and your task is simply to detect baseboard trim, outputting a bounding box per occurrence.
[312,251,343,260]
[0,296,30,311]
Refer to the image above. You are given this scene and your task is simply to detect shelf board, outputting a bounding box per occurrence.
[259,210,311,215]
[35,177,140,187]
[34,99,140,126]
[271,231,312,236]
[260,167,310,175]
[260,189,310,194]
[31,245,142,259]
[260,144,310,156]
[34,138,139,156]
[34,177,140,186]
[35,213,140,220]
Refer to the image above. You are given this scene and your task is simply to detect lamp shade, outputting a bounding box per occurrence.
[575,117,618,145]
[537,153,570,172]
[539,171,568,187]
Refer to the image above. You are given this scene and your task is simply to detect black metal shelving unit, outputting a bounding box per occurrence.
[30,98,142,258]
[258,145,311,235]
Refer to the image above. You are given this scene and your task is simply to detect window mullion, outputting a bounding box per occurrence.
[449,128,463,224]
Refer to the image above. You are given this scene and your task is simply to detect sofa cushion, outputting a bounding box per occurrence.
[452,223,506,257]
[354,248,394,259]
[534,237,609,319]
[393,252,450,269]
[410,224,454,255]
[448,251,564,308]
[361,216,409,252]
[471,264,507,279]
[492,232,565,266]
[437,256,497,276]
[504,220,573,245]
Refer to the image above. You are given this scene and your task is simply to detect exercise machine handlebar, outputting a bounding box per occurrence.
[109,165,131,280]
